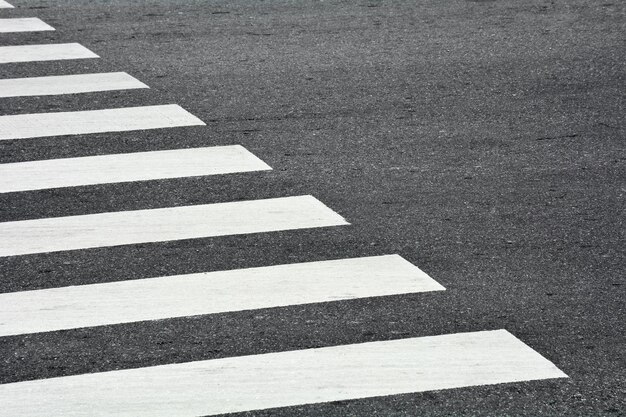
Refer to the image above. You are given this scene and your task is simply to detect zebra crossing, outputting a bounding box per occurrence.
[0,255,444,336]
[0,4,567,416]
[0,330,566,417]
[0,195,349,257]
[0,104,205,140]
[0,145,270,192]
[0,72,148,98]
[0,42,99,63]
[0,17,54,33]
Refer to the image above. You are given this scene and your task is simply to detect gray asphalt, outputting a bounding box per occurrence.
[0,0,624,416]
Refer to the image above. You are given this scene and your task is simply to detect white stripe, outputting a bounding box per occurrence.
[0,43,98,64]
[0,72,148,98]
[0,195,348,257]
[0,0,13,8]
[0,18,54,33]
[0,145,271,193]
[0,255,443,336]
[0,104,204,140]
[0,330,567,416]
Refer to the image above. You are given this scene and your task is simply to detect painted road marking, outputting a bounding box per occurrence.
[0,146,271,193]
[0,72,148,98]
[0,195,348,257]
[0,255,443,336]
[0,18,55,33]
[0,104,205,140]
[0,330,567,416]
[0,1,13,8]
[0,43,98,64]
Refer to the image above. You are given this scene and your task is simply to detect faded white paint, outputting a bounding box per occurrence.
[0,330,567,416]
[0,104,204,140]
[0,1,13,8]
[0,195,349,257]
[0,43,98,64]
[0,72,148,98]
[0,255,443,336]
[0,18,54,33]
[0,145,271,193]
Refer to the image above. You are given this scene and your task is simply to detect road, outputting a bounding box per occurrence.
[0,0,624,415]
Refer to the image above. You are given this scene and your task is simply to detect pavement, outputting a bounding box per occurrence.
[0,0,624,415]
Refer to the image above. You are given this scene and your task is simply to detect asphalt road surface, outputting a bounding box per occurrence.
[0,0,624,416]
